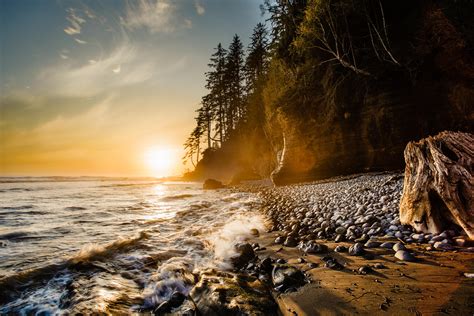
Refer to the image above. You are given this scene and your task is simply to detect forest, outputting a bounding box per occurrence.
[183,0,474,184]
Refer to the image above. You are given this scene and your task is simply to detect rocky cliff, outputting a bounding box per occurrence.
[270,1,474,185]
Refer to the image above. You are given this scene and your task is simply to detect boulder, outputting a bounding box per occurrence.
[230,243,255,269]
[203,179,226,190]
[271,265,306,291]
[186,269,277,316]
[399,132,474,239]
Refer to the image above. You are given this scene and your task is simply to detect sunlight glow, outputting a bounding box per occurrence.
[144,148,174,178]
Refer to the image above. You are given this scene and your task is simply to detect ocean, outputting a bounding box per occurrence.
[0,177,264,314]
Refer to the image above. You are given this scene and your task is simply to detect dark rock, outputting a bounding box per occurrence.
[203,179,225,190]
[154,291,186,314]
[300,241,328,254]
[187,269,277,315]
[322,256,344,270]
[392,242,406,252]
[335,234,345,242]
[374,263,386,269]
[307,262,318,269]
[283,236,298,247]
[335,245,347,253]
[349,243,365,256]
[259,257,273,273]
[271,265,306,291]
[231,243,255,269]
[364,240,381,248]
[358,266,373,275]
[275,236,284,244]
[380,242,395,249]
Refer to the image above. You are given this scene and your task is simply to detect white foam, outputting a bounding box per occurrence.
[208,214,265,269]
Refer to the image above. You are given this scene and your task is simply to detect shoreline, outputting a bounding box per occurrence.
[236,172,474,315]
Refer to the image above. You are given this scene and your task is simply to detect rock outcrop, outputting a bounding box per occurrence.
[270,2,474,185]
[203,179,225,190]
[399,131,474,239]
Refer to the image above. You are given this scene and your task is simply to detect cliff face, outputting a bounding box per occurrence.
[271,2,474,185]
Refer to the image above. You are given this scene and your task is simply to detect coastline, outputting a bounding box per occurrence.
[237,172,474,315]
[248,231,474,315]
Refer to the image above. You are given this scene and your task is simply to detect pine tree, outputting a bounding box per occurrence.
[224,34,245,129]
[245,23,269,94]
[206,43,228,145]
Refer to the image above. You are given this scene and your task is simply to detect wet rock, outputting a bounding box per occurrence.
[203,179,225,190]
[434,241,454,251]
[283,236,298,247]
[250,228,260,237]
[392,242,406,252]
[364,240,381,248]
[322,256,344,270]
[349,243,365,256]
[154,291,187,314]
[259,257,273,273]
[231,243,255,269]
[394,250,416,261]
[300,241,328,254]
[374,263,386,269]
[187,269,277,315]
[358,266,373,275]
[380,242,395,249]
[455,238,467,247]
[274,236,284,244]
[335,245,347,253]
[272,265,306,291]
[307,262,318,269]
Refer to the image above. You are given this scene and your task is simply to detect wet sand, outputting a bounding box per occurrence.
[251,232,474,315]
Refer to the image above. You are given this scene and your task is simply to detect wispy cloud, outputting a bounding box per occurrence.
[123,0,176,33]
[112,65,121,74]
[195,1,205,15]
[38,43,153,97]
[74,38,87,44]
[64,8,86,35]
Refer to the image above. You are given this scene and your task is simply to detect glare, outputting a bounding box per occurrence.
[144,148,174,178]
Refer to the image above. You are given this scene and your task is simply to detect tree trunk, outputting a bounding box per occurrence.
[399,131,474,239]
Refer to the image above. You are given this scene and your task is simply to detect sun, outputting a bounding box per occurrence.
[144,148,175,178]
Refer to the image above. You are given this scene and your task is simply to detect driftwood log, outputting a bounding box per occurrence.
[399,131,474,239]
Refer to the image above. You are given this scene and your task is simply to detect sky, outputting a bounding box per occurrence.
[0,0,264,177]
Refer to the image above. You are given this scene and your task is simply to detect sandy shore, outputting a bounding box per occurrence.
[242,173,474,315]
[250,232,474,315]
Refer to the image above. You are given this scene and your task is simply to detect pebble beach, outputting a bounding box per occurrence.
[241,172,474,315]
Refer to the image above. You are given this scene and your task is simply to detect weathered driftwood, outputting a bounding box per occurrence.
[399,131,474,239]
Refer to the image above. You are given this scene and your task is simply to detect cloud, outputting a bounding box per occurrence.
[195,1,205,15]
[112,65,121,74]
[123,0,176,33]
[74,38,87,44]
[37,42,155,97]
[64,8,86,35]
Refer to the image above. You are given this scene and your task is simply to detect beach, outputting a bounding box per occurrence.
[0,174,473,314]
[243,172,474,315]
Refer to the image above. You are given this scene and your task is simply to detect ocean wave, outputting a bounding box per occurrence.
[0,231,150,304]
[0,231,32,240]
[64,206,87,211]
[0,188,33,192]
[100,182,161,188]
[160,194,196,201]
[0,205,34,211]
